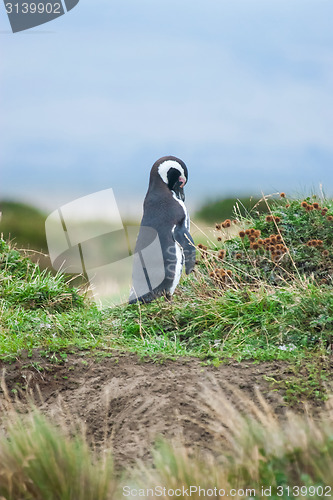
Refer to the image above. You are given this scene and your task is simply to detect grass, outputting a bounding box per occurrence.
[0,240,83,312]
[0,193,332,395]
[1,193,333,496]
[1,275,331,363]
[134,385,333,498]
[197,194,333,287]
[0,200,47,252]
[1,384,333,498]
[0,409,115,500]
[194,195,273,223]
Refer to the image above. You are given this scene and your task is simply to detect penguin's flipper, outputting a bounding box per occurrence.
[173,222,196,275]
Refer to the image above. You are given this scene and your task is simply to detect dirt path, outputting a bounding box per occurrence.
[0,351,330,468]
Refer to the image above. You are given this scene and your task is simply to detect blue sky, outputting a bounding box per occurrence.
[1,0,332,218]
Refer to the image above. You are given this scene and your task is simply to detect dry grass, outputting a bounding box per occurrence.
[0,381,116,500]
[1,377,333,499]
[132,381,333,498]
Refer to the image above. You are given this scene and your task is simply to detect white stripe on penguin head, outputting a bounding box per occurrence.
[158,160,186,185]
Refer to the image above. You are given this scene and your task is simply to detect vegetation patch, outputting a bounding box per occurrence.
[0,240,83,312]
[197,194,333,287]
[1,385,333,498]
[0,193,332,401]
[0,200,47,252]
[1,193,333,494]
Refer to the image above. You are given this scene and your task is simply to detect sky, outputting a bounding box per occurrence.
[1,0,333,219]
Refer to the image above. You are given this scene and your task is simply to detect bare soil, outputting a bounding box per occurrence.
[0,351,331,469]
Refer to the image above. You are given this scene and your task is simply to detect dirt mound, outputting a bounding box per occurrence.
[0,352,329,468]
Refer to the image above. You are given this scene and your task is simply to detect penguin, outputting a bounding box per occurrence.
[129,156,196,304]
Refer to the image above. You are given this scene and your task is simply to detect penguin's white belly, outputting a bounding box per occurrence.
[169,192,190,296]
[172,192,190,230]
[169,240,183,295]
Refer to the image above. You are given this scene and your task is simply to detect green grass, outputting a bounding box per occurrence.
[1,269,331,363]
[0,240,83,312]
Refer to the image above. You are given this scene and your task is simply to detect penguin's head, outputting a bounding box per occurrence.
[151,156,188,201]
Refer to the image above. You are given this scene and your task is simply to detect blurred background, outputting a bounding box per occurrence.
[1,0,332,255]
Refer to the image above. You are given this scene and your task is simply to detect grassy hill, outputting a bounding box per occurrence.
[1,192,333,495]
[0,200,47,252]
[1,192,332,365]
[194,195,276,222]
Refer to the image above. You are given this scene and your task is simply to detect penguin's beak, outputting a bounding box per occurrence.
[179,176,186,188]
